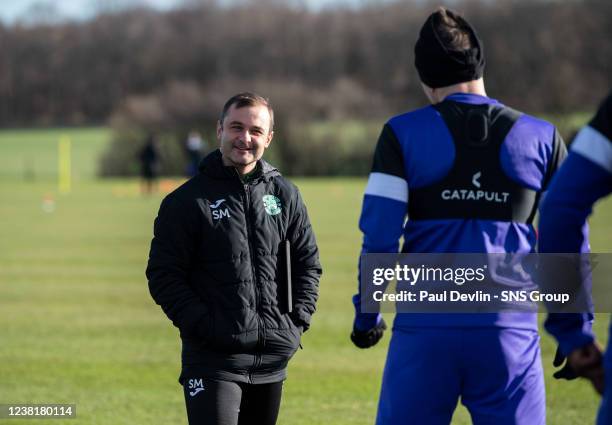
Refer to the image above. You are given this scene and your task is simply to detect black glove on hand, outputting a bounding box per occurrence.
[350,318,387,349]
[553,346,578,380]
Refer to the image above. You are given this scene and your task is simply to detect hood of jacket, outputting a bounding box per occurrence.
[198,149,280,181]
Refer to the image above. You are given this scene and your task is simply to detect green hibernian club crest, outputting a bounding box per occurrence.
[262,194,282,216]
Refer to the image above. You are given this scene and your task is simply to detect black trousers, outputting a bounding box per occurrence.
[182,378,283,425]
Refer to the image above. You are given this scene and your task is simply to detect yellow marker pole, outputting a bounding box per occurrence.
[58,136,71,194]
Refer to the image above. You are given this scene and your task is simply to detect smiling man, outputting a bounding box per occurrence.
[218,98,272,174]
[146,92,321,425]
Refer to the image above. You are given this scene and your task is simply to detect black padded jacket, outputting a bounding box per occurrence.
[146,150,321,384]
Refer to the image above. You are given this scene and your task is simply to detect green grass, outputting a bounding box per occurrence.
[0,126,610,424]
[0,127,110,181]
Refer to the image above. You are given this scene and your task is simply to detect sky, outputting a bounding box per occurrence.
[0,0,367,23]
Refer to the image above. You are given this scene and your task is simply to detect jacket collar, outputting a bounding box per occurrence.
[444,93,501,106]
[198,149,280,182]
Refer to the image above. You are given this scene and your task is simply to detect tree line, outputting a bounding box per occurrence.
[1,0,610,127]
[1,0,610,175]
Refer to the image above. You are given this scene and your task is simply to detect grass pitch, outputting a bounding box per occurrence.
[0,127,610,424]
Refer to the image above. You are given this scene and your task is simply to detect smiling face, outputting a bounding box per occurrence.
[217,103,274,175]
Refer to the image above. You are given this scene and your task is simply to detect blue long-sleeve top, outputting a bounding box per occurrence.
[540,93,612,356]
[355,93,567,331]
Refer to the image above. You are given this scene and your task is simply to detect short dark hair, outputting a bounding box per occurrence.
[433,7,473,51]
[219,92,274,131]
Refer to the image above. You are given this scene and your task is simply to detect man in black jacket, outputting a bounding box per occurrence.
[146,92,321,425]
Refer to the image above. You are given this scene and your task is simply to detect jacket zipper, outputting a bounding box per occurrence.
[242,179,264,381]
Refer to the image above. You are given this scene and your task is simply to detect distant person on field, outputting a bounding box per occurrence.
[540,91,612,424]
[185,130,204,177]
[352,7,571,425]
[139,133,160,195]
[146,92,321,425]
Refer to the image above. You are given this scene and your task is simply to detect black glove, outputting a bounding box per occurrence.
[553,346,578,380]
[350,318,387,349]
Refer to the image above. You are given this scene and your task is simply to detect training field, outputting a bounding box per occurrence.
[0,127,610,424]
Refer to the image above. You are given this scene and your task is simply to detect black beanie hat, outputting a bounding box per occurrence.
[414,8,485,89]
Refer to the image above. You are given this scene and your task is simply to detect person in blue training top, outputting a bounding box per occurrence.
[351,7,570,425]
[539,92,612,424]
